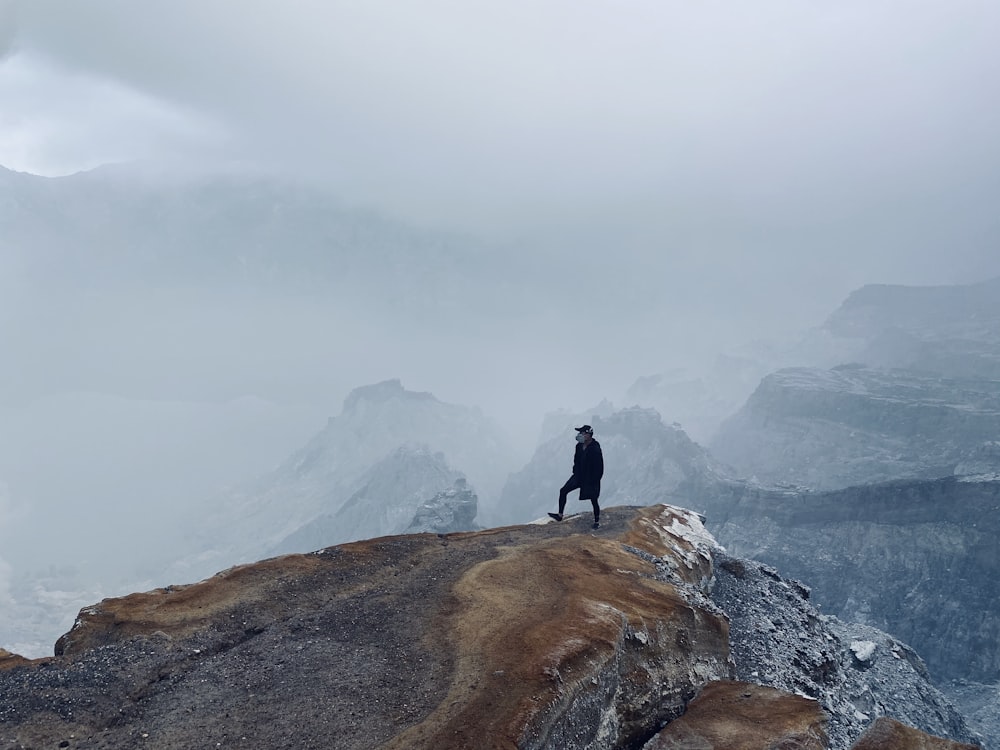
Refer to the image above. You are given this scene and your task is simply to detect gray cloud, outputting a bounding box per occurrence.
[8,2,1000,230]
[0,482,11,607]
[0,0,16,59]
[3,0,1000,320]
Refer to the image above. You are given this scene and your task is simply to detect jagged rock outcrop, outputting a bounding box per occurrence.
[709,365,1000,491]
[0,506,976,749]
[269,445,468,555]
[821,278,1000,381]
[497,407,726,525]
[710,554,978,748]
[174,380,515,579]
[686,475,1000,688]
[941,681,1000,747]
[405,478,478,534]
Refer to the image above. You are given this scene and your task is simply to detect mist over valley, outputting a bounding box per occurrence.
[2,3,1000,747]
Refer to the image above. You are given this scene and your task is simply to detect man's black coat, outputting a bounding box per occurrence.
[572,439,604,501]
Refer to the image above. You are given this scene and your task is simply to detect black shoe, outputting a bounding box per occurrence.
[592,521,600,530]
[548,513,563,522]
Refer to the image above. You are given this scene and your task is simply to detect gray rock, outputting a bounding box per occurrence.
[712,554,980,750]
[689,476,1000,686]
[173,379,515,578]
[710,365,1000,491]
[821,278,1000,381]
[405,478,478,534]
[270,445,467,554]
[941,681,1000,747]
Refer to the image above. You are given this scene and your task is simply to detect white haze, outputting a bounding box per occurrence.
[1,1,1000,654]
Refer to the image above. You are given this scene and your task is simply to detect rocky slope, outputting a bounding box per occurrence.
[0,506,978,749]
[683,475,1000,688]
[943,682,1000,747]
[710,365,1000,490]
[710,552,976,747]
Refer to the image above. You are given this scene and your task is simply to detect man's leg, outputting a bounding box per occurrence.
[557,476,581,517]
[590,498,601,527]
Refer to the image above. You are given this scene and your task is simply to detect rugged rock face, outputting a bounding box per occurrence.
[709,365,1000,490]
[687,475,1000,687]
[497,407,726,525]
[821,278,1000,381]
[405,478,478,534]
[0,506,976,750]
[942,681,1000,746]
[269,445,468,556]
[711,553,978,748]
[173,380,515,580]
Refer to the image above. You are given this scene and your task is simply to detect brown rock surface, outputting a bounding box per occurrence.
[643,680,828,750]
[0,648,47,672]
[850,717,981,750]
[0,505,731,750]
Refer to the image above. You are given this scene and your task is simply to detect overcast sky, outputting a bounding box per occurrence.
[2,0,1000,378]
[2,0,999,253]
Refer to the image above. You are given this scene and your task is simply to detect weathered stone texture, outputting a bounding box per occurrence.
[643,680,828,749]
[1,506,731,750]
[0,505,980,750]
[850,717,980,750]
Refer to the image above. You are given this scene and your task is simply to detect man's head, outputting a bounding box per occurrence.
[575,425,594,444]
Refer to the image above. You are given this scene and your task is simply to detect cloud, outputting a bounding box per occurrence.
[0,482,11,607]
[0,557,10,606]
[0,51,229,175]
[0,1,15,60]
[3,0,1000,310]
[6,2,998,225]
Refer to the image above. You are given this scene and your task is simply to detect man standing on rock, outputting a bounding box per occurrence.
[549,425,604,529]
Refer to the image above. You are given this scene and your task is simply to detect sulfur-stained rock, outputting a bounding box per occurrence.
[850,717,980,749]
[642,680,828,750]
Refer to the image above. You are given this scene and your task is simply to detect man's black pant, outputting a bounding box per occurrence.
[558,476,600,522]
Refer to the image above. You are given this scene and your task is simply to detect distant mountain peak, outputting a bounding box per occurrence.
[342,379,437,412]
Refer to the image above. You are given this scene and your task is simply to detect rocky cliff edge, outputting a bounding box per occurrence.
[0,506,979,750]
